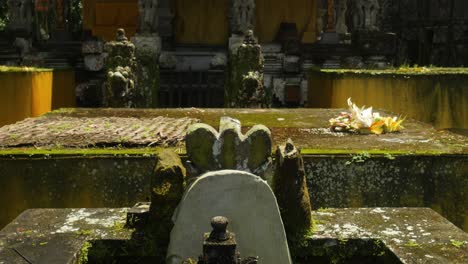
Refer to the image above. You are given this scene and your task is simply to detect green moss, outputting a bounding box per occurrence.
[78,241,92,264]
[0,147,164,158]
[450,240,466,248]
[0,66,53,73]
[300,149,446,155]
[403,240,421,247]
[311,67,468,76]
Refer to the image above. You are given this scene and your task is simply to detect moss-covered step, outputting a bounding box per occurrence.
[0,207,466,263]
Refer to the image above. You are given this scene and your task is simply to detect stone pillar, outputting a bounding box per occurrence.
[7,0,33,34]
[272,139,313,239]
[131,0,161,107]
[335,0,348,34]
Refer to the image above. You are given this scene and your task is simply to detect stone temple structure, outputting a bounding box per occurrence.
[0,0,467,107]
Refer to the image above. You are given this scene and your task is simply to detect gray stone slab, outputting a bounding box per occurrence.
[309,208,468,263]
[166,170,292,264]
[0,208,132,264]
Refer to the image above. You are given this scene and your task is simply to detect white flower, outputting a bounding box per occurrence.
[347,98,373,128]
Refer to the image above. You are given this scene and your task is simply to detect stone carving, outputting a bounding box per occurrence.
[210,53,228,69]
[238,71,265,108]
[185,117,272,178]
[159,52,177,69]
[231,0,255,34]
[227,31,266,108]
[13,37,31,57]
[7,0,32,32]
[103,29,138,107]
[335,0,348,34]
[138,0,159,34]
[272,139,313,239]
[316,8,327,34]
[352,0,380,31]
[167,170,292,264]
[82,40,105,72]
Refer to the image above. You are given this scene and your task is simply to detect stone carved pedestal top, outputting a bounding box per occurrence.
[186,117,272,178]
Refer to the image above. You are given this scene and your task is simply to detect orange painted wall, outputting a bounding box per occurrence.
[52,69,76,109]
[256,0,317,43]
[83,0,138,41]
[174,0,229,45]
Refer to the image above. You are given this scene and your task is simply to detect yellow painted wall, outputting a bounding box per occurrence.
[83,0,138,41]
[0,71,53,127]
[256,0,317,43]
[308,74,468,129]
[174,0,229,45]
[52,70,76,109]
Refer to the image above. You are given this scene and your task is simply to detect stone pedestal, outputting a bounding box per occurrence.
[132,34,161,107]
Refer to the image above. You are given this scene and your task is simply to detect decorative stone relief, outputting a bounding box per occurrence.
[231,0,255,34]
[159,52,177,69]
[138,0,159,34]
[273,78,286,104]
[82,40,105,72]
[335,0,348,34]
[185,117,272,178]
[210,53,228,69]
[7,0,33,32]
[352,0,381,31]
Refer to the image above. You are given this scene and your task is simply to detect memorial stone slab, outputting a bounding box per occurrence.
[166,170,292,264]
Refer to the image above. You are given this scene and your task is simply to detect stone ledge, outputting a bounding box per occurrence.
[0,208,466,264]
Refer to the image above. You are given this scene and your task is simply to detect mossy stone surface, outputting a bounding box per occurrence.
[273,140,313,240]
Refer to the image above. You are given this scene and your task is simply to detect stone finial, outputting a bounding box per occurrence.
[116,28,128,41]
[208,216,230,241]
[185,117,272,178]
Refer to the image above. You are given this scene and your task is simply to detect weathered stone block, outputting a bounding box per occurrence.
[272,139,313,239]
[149,149,186,222]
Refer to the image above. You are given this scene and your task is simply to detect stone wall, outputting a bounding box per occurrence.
[0,153,465,232]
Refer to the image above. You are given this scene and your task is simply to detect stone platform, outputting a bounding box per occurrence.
[0,108,466,231]
[0,208,466,263]
[0,108,465,153]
